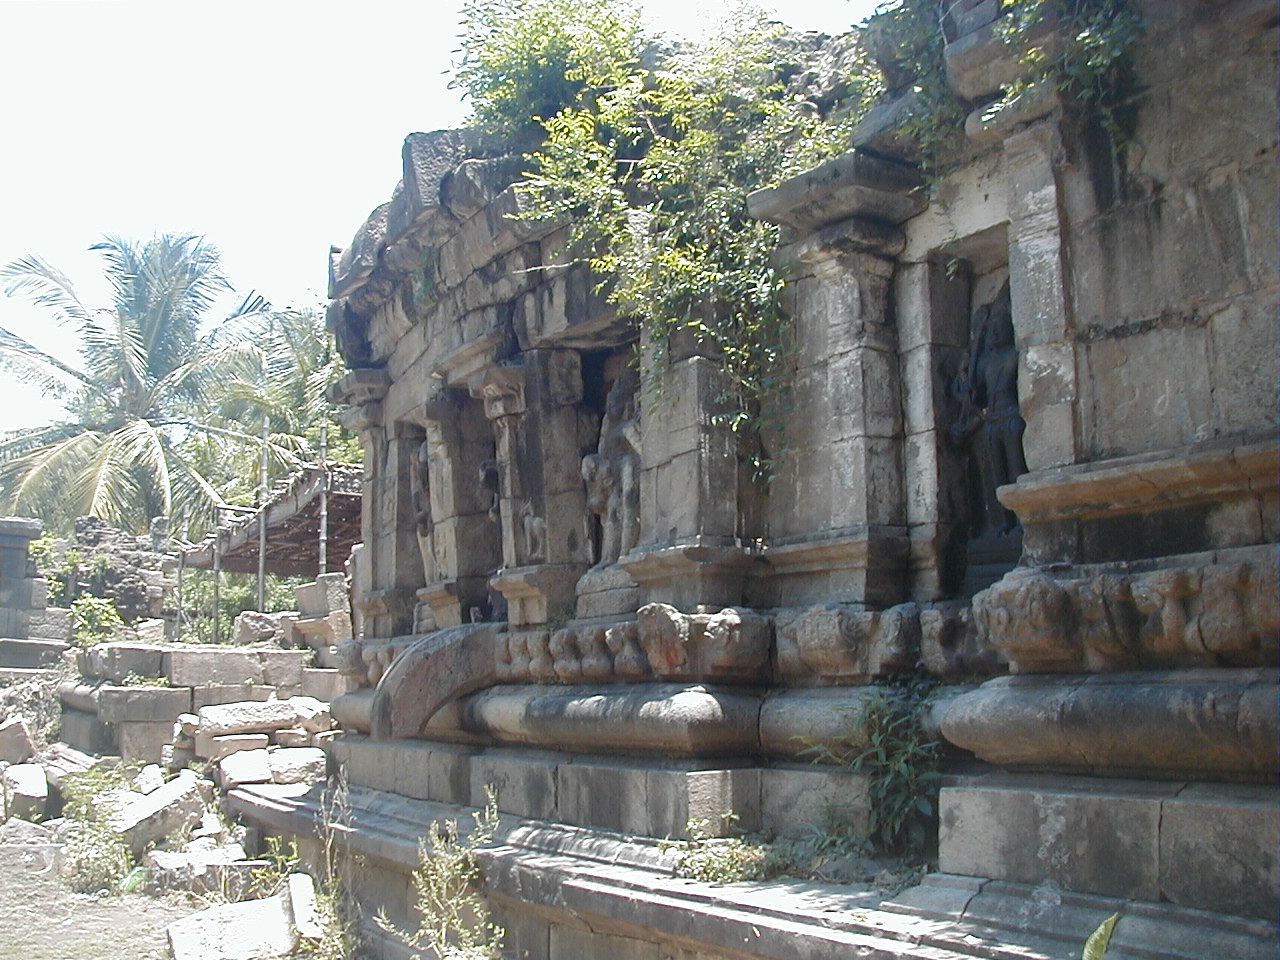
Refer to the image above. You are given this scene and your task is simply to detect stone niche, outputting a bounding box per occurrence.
[269,2,1276,957]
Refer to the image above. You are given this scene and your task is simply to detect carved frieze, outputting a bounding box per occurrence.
[973,550,1280,673]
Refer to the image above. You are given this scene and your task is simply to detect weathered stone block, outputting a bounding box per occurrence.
[110,769,203,855]
[219,749,273,789]
[59,706,117,756]
[2,762,48,821]
[195,732,270,761]
[0,716,35,763]
[269,747,328,785]
[197,699,299,736]
[118,720,176,765]
[759,766,868,840]
[166,647,265,686]
[1159,784,1278,920]
[80,642,167,682]
[469,749,557,821]
[97,685,192,722]
[191,684,277,710]
[938,775,1170,900]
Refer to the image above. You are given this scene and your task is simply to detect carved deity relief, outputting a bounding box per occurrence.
[521,500,547,563]
[413,439,436,584]
[948,280,1028,537]
[582,371,641,566]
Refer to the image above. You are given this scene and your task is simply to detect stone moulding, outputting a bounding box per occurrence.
[999,436,1278,525]
[367,623,502,740]
[972,547,1279,673]
[939,668,1279,780]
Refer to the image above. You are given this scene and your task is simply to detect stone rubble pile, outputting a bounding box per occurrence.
[0,692,338,958]
[166,696,336,790]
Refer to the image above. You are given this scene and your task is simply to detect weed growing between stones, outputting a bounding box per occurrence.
[69,595,126,648]
[664,817,795,884]
[406,785,504,960]
[802,672,941,860]
[60,765,136,894]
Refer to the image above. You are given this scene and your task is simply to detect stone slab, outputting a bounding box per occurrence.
[195,732,271,761]
[97,685,193,722]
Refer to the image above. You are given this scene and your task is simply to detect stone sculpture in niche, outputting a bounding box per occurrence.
[521,500,547,563]
[949,281,1028,536]
[479,459,501,522]
[413,439,436,583]
[582,372,641,566]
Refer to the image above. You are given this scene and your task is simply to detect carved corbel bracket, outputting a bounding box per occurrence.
[468,364,527,419]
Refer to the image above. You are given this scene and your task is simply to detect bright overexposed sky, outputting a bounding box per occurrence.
[0,0,878,431]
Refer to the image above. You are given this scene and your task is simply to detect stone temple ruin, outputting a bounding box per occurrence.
[226,2,1276,958]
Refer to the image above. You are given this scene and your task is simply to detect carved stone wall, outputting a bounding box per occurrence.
[313,1,1278,952]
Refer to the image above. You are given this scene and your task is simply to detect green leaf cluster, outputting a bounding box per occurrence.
[70,595,125,648]
[451,0,646,139]
[804,672,941,858]
[488,5,879,477]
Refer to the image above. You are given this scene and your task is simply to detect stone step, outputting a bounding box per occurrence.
[0,637,69,669]
[229,780,1278,960]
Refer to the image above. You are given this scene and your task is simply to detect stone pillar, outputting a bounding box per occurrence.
[762,234,909,607]
[745,151,926,610]
[479,351,593,626]
[0,517,44,641]
[620,337,758,612]
[1003,121,1078,471]
[329,370,404,637]
[895,258,973,601]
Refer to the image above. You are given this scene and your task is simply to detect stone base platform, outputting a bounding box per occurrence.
[330,734,867,841]
[938,772,1278,920]
[228,781,1279,960]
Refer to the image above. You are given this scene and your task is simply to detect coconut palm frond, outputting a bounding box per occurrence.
[0,422,84,463]
[0,255,94,326]
[0,324,97,398]
[0,430,102,519]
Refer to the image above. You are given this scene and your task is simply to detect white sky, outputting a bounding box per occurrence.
[0,0,879,431]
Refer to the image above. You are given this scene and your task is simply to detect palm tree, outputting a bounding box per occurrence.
[0,234,299,534]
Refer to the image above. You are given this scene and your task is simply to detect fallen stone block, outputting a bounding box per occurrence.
[174,713,200,738]
[97,685,192,722]
[35,742,103,792]
[288,696,333,734]
[195,731,270,761]
[0,717,35,763]
[268,747,327,785]
[191,684,277,710]
[132,764,165,795]
[273,728,311,748]
[145,842,265,897]
[166,872,319,960]
[167,886,298,960]
[197,700,299,736]
[2,762,48,821]
[109,768,203,855]
[219,749,272,789]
